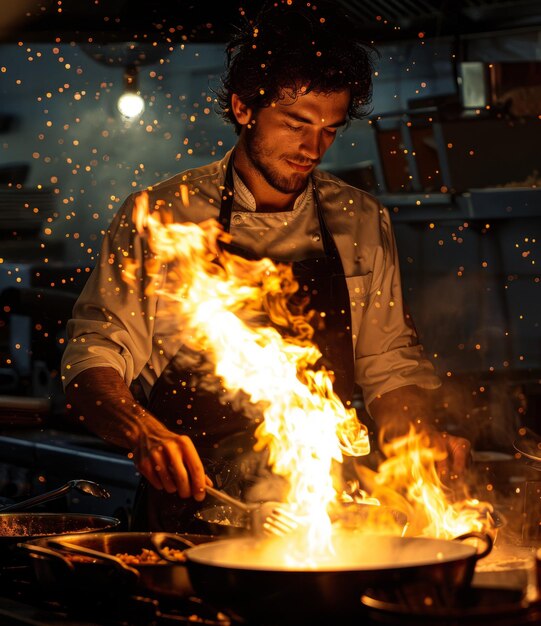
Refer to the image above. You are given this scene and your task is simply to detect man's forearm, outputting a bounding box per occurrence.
[64,367,209,499]
[64,367,152,451]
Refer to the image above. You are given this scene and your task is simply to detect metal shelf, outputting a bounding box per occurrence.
[377,188,540,222]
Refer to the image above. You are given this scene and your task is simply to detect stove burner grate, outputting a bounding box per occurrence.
[0,564,232,626]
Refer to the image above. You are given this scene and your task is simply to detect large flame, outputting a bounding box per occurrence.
[355,426,495,539]
[125,188,495,559]
[128,190,370,557]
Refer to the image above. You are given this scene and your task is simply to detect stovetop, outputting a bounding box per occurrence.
[2,587,541,626]
[1,558,541,626]
[0,564,232,626]
[0,595,231,626]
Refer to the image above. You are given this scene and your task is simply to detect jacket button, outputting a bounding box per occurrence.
[232,213,243,225]
[312,232,321,242]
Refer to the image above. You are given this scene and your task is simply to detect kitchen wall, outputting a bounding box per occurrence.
[0,29,539,444]
[0,34,464,262]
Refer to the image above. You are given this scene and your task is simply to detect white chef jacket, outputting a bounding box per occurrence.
[61,150,441,412]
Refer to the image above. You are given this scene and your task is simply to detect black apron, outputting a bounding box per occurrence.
[131,156,355,532]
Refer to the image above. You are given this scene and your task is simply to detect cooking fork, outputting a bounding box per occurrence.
[205,485,299,537]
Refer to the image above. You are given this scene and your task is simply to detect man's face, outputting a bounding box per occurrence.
[240,89,350,195]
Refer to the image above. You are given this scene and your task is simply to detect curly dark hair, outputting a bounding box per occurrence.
[216,0,377,135]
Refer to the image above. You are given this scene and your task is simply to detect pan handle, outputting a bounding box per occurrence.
[47,538,140,583]
[151,532,196,562]
[17,542,75,573]
[452,531,493,561]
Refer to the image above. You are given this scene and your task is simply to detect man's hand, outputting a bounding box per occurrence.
[65,367,210,501]
[133,422,211,500]
[368,384,472,483]
[429,429,472,484]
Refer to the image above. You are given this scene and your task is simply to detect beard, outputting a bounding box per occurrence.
[244,128,310,194]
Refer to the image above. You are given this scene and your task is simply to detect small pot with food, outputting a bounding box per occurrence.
[18,531,215,601]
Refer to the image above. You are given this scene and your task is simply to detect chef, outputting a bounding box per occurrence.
[61,0,470,531]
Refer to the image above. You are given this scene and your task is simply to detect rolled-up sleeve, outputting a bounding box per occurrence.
[61,194,160,389]
[354,207,441,409]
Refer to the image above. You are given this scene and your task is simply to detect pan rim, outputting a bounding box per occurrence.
[184,534,477,572]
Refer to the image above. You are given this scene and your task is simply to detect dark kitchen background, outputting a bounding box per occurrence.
[0,0,539,529]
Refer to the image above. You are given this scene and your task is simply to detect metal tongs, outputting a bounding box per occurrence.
[205,485,299,537]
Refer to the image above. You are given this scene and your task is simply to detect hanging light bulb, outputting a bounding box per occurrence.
[118,92,145,119]
[117,63,144,120]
